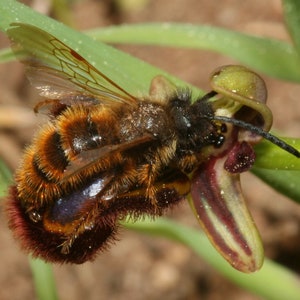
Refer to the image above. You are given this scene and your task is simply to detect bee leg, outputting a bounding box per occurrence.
[141,141,177,206]
[137,162,158,206]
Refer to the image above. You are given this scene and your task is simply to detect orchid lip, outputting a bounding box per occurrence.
[189,139,264,273]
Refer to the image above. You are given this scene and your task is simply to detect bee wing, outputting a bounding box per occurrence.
[7,23,137,105]
[61,134,154,182]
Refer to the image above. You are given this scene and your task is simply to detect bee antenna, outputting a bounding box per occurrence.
[211,115,300,158]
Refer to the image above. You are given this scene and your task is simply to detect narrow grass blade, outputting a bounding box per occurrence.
[29,259,58,300]
[89,23,300,82]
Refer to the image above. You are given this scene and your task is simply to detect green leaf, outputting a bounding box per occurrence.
[0,0,199,97]
[254,138,300,170]
[88,23,300,82]
[253,138,300,203]
[252,167,300,204]
[283,0,300,55]
[0,158,12,197]
[125,218,300,300]
[29,259,58,300]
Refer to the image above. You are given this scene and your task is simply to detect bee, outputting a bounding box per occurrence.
[6,23,300,265]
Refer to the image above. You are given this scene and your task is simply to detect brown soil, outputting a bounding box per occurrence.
[1,0,300,299]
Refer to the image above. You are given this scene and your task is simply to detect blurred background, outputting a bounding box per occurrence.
[0,0,300,299]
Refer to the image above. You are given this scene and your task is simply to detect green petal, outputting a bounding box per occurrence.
[210,65,273,132]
